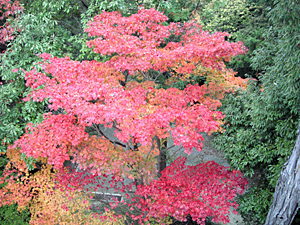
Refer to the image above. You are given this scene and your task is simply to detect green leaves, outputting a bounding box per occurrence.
[198,0,253,35]
[0,10,75,153]
[214,0,300,223]
[238,187,273,224]
[0,204,30,225]
[20,153,37,171]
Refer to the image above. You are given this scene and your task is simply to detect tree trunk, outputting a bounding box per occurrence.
[156,137,167,177]
[265,121,300,225]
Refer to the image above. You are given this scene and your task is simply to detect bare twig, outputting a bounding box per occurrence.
[91,123,126,148]
[153,71,163,82]
[164,146,184,162]
[160,144,176,152]
[140,71,150,80]
[146,137,156,159]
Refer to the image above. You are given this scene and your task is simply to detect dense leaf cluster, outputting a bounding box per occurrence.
[214,0,300,223]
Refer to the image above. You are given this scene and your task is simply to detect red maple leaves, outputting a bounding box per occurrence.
[0,0,23,44]
[132,157,247,224]
[85,7,246,75]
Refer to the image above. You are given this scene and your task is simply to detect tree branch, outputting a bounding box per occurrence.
[91,123,126,148]
[164,146,184,163]
[79,0,89,9]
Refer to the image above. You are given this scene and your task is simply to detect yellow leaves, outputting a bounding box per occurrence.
[99,209,126,225]
[137,104,156,119]
[30,187,93,225]
[37,155,48,164]
[189,64,248,101]
[6,147,28,172]
[74,136,158,182]
[125,80,156,90]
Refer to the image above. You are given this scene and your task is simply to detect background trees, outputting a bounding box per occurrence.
[213,0,300,223]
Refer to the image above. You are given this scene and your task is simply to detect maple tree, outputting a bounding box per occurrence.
[1,8,248,224]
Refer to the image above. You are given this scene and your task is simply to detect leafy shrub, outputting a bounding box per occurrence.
[0,204,30,225]
[237,187,273,225]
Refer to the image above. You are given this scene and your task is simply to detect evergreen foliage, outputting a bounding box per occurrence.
[0,12,74,153]
[0,204,30,225]
[214,0,300,223]
[198,0,272,77]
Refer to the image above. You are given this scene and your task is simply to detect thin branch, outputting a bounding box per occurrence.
[164,146,184,162]
[112,121,122,131]
[79,0,89,9]
[91,123,126,148]
[153,71,163,82]
[146,137,156,159]
[140,71,150,80]
[160,144,176,152]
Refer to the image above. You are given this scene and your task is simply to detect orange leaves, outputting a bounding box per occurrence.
[201,64,248,92]
[6,147,28,172]
[29,187,94,225]
[1,147,103,224]
[125,80,156,91]
[0,157,54,212]
[72,136,157,182]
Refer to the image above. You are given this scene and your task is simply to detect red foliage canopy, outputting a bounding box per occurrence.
[129,157,247,224]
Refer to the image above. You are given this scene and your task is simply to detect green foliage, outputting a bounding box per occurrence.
[20,153,37,171]
[0,156,8,178]
[20,0,88,35]
[214,82,298,224]
[0,12,74,153]
[155,0,200,22]
[198,0,272,77]
[214,83,296,177]
[80,0,201,25]
[237,187,273,224]
[198,0,253,35]
[0,204,30,225]
[214,0,300,223]
[0,15,83,225]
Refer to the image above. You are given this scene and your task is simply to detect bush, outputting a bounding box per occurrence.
[0,204,30,225]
